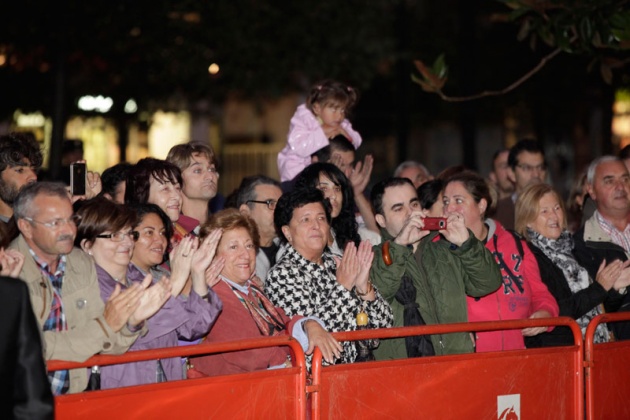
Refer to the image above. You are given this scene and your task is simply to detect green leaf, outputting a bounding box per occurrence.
[432,54,448,79]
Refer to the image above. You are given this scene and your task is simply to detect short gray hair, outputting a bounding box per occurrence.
[235,175,281,208]
[393,161,430,178]
[13,182,69,220]
[586,155,622,185]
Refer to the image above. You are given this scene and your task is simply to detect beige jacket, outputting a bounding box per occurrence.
[10,235,140,393]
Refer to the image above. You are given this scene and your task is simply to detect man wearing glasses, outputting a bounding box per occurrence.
[236,175,283,285]
[9,182,145,394]
[495,139,548,230]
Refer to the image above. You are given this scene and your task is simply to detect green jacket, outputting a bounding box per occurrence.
[371,230,501,359]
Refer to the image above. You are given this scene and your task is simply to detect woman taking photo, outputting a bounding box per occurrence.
[266,188,393,364]
[515,183,630,346]
[75,198,221,388]
[442,171,559,352]
[188,209,341,376]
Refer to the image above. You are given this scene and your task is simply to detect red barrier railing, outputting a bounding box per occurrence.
[584,311,630,420]
[49,335,308,420]
[49,317,584,420]
[311,317,583,420]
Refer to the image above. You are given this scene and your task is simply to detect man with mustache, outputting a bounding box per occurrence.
[0,132,42,247]
[167,142,220,226]
[9,182,148,394]
[574,156,630,340]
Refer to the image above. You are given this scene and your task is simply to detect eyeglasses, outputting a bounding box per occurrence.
[247,199,277,210]
[516,163,546,173]
[24,215,81,229]
[96,231,140,242]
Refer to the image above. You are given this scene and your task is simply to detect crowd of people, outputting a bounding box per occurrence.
[2,79,630,418]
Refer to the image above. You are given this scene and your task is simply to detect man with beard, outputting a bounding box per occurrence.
[574,156,630,340]
[9,182,148,394]
[167,142,219,226]
[0,133,42,246]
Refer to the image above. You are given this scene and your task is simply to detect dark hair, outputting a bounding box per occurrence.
[125,158,182,205]
[0,132,43,173]
[293,162,360,247]
[236,175,282,208]
[370,177,415,216]
[508,139,545,170]
[491,149,509,171]
[311,135,356,162]
[129,203,174,246]
[75,197,137,247]
[444,170,493,218]
[13,182,69,220]
[417,179,444,210]
[274,188,331,243]
[100,162,132,199]
[200,208,260,250]
[305,80,358,113]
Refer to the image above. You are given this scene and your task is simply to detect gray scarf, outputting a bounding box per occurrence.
[527,228,609,343]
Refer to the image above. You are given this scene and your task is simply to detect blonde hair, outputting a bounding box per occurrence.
[515,183,567,239]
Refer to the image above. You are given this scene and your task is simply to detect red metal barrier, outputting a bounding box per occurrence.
[310,317,583,420]
[49,336,307,420]
[584,312,630,420]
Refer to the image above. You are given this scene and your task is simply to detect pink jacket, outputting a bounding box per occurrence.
[467,219,559,352]
[277,104,362,182]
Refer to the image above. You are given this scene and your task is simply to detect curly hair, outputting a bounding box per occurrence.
[293,162,360,247]
[200,208,260,250]
[274,187,331,244]
[0,132,43,172]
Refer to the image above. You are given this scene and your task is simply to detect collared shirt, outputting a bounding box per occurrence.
[595,210,630,253]
[30,248,70,395]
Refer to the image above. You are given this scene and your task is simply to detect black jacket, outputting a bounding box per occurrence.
[525,243,622,348]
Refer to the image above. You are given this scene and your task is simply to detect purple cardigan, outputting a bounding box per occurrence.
[95,264,222,389]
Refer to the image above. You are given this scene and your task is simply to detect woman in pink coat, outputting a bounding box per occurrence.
[442,171,559,352]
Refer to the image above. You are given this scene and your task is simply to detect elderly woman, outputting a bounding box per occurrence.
[442,171,559,352]
[75,198,221,388]
[515,183,630,346]
[188,209,341,376]
[266,188,393,364]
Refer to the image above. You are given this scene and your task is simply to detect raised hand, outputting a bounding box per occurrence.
[169,236,198,297]
[393,211,430,247]
[335,242,359,290]
[354,240,374,296]
[440,212,470,247]
[205,256,225,288]
[0,248,25,278]
[190,229,222,295]
[102,282,145,332]
[612,260,630,291]
[349,155,373,196]
[128,274,171,326]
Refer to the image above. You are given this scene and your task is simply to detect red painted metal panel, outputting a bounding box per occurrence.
[585,312,630,420]
[311,318,582,420]
[50,336,307,420]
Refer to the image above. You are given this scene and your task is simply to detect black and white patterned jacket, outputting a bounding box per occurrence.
[266,245,393,364]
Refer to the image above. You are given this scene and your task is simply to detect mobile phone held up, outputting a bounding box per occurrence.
[423,217,447,231]
[70,162,86,196]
